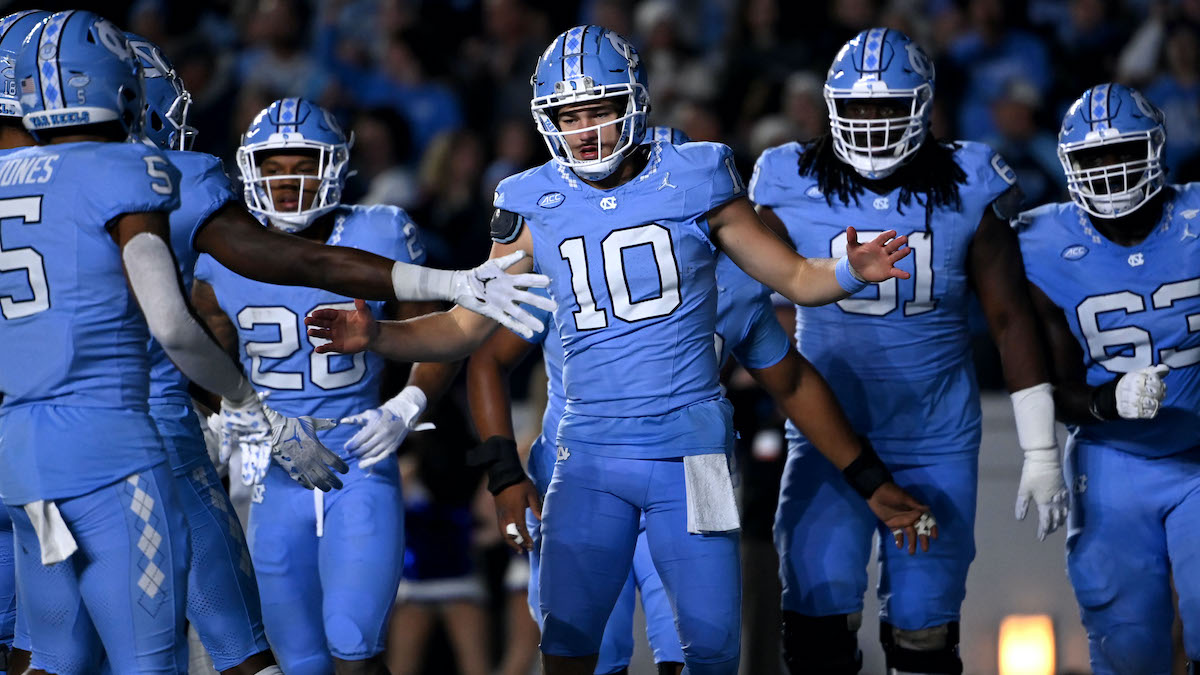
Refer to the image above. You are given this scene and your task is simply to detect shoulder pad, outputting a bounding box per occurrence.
[490,208,524,244]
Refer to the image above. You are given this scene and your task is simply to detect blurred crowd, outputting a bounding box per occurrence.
[10,0,1193,270]
[11,0,1196,672]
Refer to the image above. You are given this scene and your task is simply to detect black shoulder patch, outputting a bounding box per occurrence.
[490,208,524,244]
[991,184,1025,222]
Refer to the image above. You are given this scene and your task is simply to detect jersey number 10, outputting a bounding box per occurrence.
[559,223,681,330]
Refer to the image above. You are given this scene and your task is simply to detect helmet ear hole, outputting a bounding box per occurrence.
[149,110,163,131]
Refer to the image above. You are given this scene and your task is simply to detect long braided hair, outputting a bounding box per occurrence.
[797,132,967,227]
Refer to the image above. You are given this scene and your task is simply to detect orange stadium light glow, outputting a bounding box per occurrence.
[998,614,1055,675]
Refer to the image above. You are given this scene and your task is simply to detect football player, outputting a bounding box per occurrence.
[751,28,1063,674]
[191,97,448,675]
[306,26,911,675]
[1015,83,1199,674]
[0,10,49,674]
[466,127,933,675]
[0,11,273,672]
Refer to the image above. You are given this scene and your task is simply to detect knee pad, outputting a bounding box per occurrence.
[325,612,372,659]
[880,621,962,675]
[781,611,862,674]
[1097,622,1164,674]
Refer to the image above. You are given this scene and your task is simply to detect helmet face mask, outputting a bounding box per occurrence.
[530,26,649,181]
[236,98,352,233]
[824,28,935,180]
[126,33,196,151]
[1058,83,1166,219]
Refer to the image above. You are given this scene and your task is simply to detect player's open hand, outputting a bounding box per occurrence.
[845,226,911,282]
[494,478,541,553]
[453,251,557,339]
[306,298,378,354]
[869,482,937,554]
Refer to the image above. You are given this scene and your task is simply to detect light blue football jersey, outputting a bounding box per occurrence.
[148,150,235,408]
[1016,185,1200,458]
[523,253,789,492]
[751,141,1016,462]
[194,204,425,459]
[0,141,181,503]
[494,141,745,458]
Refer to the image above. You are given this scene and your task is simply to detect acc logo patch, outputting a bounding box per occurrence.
[538,191,565,209]
[1061,245,1088,261]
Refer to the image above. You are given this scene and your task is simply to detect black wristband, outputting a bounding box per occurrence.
[1089,379,1120,421]
[842,438,893,500]
[466,435,527,496]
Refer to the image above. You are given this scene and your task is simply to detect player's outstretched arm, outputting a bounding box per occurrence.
[466,326,542,552]
[747,351,935,554]
[114,212,272,472]
[709,196,911,306]
[969,210,1067,540]
[194,203,554,337]
[307,236,548,360]
[1028,282,1169,425]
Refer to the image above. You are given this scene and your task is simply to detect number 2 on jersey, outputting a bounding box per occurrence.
[831,229,934,316]
[237,301,367,389]
[0,196,48,320]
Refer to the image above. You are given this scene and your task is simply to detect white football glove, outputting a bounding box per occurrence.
[260,403,349,492]
[453,251,556,339]
[196,407,223,471]
[1115,364,1170,419]
[218,393,272,485]
[342,386,434,470]
[1016,447,1069,541]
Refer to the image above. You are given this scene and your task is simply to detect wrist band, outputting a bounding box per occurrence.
[835,256,869,294]
[842,437,893,499]
[466,435,527,495]
[1089,379,1120,421]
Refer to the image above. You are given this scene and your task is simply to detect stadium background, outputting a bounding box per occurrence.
[3,0,1197,672]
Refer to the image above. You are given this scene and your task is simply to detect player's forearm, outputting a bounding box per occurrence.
[123,233,256,404]
[373,306,497,363]
[1052,381,1101,426]
[785,257,851,307]
[405,360,462,406]
[466,352,517,440]
[758,358,861,469]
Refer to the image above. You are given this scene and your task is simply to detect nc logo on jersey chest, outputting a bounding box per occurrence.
[1061,245,1089,261]
[872,196,890,210]
[600,196,618,211]
[538,191,565,208]
[1128,252,1145,267]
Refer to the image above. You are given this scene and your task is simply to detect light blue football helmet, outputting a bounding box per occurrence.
[530,25,649,180]
[17,10,143,141]
[236,97,352,232]
[1058,83,1166,218]
[824,28,935,179]
[0,10,50,119]
[125,32,195,151]
[645,125,690,145]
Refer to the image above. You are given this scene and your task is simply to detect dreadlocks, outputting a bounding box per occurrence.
[797,133,967,227]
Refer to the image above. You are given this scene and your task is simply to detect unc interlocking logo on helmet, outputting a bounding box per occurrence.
[1058,83,1166,218]
[824,28,934,179]
[530,25,650,181]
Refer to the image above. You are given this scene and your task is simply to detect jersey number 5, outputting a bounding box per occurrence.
[558,223,681,330]
[0,196,48,320]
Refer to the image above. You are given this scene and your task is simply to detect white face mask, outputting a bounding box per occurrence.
[1060,134,1165,219]
[825,84,932,180]
[236,140,349,230]
[531,83,649,181]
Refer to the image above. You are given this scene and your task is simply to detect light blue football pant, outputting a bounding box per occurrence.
[247,459,404,674]
[527,508,684,673]
[0,508,13,649]
[774,443,977,629]
[9,462,188,674]
[1065,437,1200,674]
[152,405,271,671]
[538,450,740,675]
